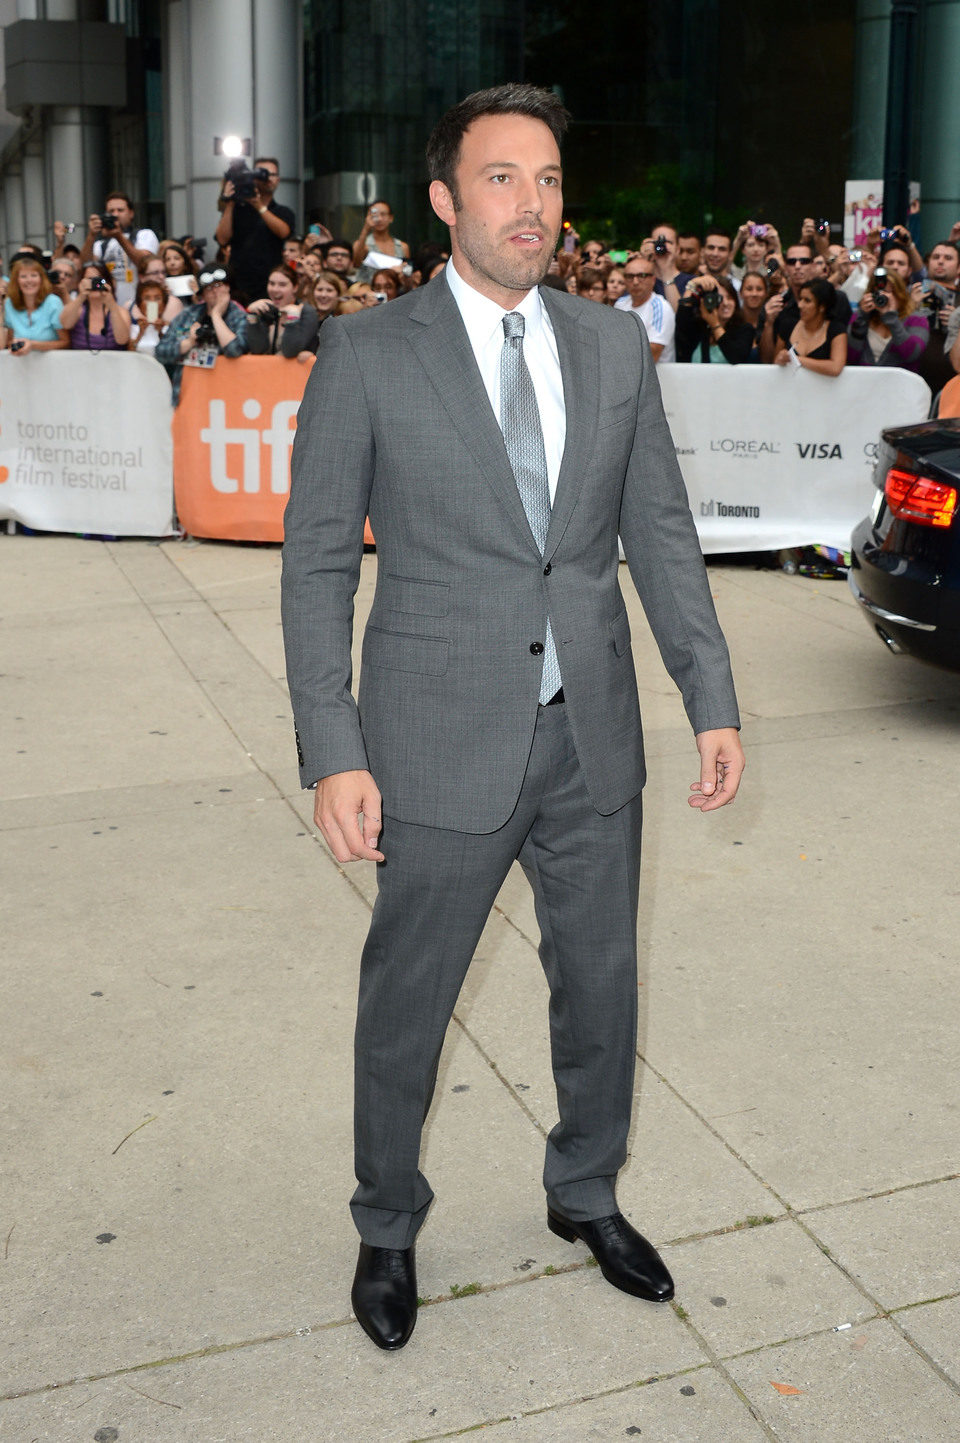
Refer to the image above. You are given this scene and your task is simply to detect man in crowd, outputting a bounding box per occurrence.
[322,238,355,283]
[214,156,294,303]
[916,240,960,395]
[676,233,701,275]
[79,192,159,308]
[702,231,737,289]
[615,256,676,361]
[48,257,79,301]
[641,222,692,307]
[282,80,742,1353]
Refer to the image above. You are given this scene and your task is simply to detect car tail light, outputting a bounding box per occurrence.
[884,467,958,528]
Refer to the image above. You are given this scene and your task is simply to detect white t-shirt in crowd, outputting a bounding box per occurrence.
[94,228,160,307]
[615,292,676,362]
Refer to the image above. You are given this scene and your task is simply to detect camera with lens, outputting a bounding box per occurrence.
[195,316,218,346]
[879,227,897,243]
[100,214,118,230]
[869,266,889,301]
[749,223,768,238]
[653,236,669,257]
[89,277,110,292]
[701,287,721,313]
[816,218,830,237]
[224,159,272,202]
[258,303,281,325]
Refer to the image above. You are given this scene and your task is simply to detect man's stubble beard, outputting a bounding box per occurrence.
[455,211,560,296]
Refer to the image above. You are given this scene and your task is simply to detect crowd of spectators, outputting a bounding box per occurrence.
[3,174,959,409]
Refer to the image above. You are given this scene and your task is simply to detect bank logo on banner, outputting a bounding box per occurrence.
[173,356,311,541]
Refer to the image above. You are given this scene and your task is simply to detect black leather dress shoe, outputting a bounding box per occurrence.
[351,1242,418,1349]
[547,1209,674,1301]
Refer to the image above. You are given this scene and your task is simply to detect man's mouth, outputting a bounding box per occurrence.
[511,231,544,246]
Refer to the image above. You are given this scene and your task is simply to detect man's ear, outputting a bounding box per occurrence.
[429,180,456,228]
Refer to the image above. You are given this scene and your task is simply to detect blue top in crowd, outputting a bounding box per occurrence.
[3,293,64,341]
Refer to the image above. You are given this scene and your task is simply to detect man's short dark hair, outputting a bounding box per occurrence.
[704,230,732,245]
[787,240,815,258]
[930,240,959,257]
[426,83,571,206]
[106,190,134,209]
[254,157,280,172]
[323,238,353,255]
[677,232,700,245]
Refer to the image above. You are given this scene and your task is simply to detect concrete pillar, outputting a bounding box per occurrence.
[163,0,190,236]
[22,128,48,250]
[3,160,26,252]
[46,106,108,231]
[849,0,891,178]
[253,0,301,219]
[162,0,301,239]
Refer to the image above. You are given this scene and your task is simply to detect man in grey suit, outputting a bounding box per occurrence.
[282,83,744,1351]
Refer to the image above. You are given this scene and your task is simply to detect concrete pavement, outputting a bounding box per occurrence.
[2,531,959,1442]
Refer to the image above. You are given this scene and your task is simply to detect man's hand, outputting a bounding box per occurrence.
[314,769,384,862]
[87,213,103,237]
[689,728,744,811]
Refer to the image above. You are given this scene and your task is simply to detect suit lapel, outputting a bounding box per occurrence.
[541,288,599,561]
[405,276,542,558]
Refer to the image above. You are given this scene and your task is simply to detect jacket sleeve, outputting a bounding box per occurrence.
[617,317,741,735]
[718,322,755,365]
[280,304,319,358]
[281,319,374,787]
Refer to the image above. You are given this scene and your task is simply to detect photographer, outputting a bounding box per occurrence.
[614,258,676,361]
[676,275,755,364]
[638,223,690,308]
[155,266,248,404]
[60,262,132,350]
[79,192,159,307]
[214,157,294,304]
[847,267,929,372]
[913,242,960,395]
[246,263,318,357]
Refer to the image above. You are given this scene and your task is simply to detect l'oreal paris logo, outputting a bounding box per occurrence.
[709,439,781,455]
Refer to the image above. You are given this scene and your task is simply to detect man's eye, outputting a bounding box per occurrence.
[540,176,559,186]
[490,174,509,184]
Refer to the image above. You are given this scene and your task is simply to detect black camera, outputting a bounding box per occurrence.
[870,266,889,301]
[654,236,669,257]
[766,257,780,276]
[100,214,118,230]
[258,303,281,325]
[816,218,830,236]
[702,288,721,312]
[195,316,218,346]
[89,277,109,292]
[224,159,271,202]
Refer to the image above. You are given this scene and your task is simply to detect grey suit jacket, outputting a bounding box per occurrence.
[281,272,740,833]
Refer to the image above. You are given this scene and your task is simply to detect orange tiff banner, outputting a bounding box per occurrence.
[173,354,374,544]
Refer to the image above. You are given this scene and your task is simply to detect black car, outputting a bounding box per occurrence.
[849,418,960,670]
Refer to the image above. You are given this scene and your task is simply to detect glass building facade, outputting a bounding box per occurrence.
[302,0,860,250]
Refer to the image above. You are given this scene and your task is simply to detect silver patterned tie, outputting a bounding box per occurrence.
[500,311,562,703]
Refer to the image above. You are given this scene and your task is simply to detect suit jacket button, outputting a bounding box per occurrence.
[543,562,552,576]
[530,641,544,655]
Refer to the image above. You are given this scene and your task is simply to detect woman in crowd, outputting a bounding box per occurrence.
[847,268,929,371]
[60,262,132,351]
[128,276,171,356]
[155,265,247,404]
[312,270,347,326]
[247,263,319,357]
[347,281,378,308]
[137,255,184,323]
[296,247,323,294]
[676,276,755,363]
[371,268,403,301]
[773,278,847,375]
[1,255,69,354]
[605,267,626,304]
[577,268,607,302]
[738,270,771,361]
[161,242,199,302]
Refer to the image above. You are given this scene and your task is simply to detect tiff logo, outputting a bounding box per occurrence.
[200,399,300,494]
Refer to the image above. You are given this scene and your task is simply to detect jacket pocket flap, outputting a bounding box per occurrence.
[363,625,449,675]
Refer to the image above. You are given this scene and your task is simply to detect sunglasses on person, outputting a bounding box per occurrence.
[625,270,655,280]
[784,257,810,266]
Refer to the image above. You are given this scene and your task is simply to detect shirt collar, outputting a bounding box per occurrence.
[446,257,543,349]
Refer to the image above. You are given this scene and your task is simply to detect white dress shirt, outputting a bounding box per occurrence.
[445,259,566,503]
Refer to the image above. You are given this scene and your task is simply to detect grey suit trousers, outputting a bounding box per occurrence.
[350,702,643,1250]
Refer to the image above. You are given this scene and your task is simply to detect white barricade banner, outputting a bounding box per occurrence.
[657,366,931,553]
[0,352,175,536]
